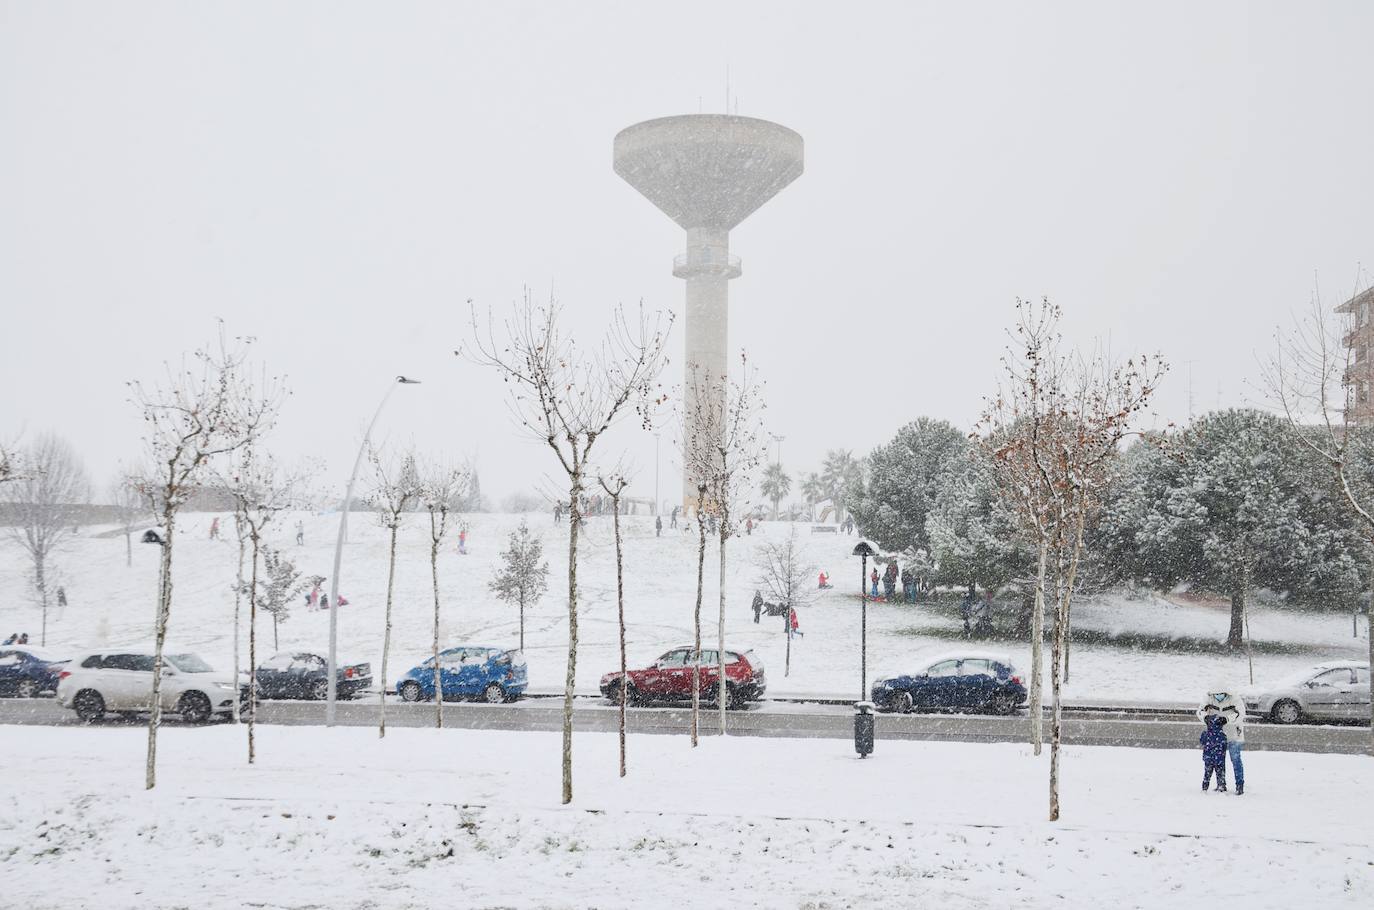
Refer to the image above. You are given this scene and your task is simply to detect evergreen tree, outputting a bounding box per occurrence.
[927,449,1030,595]
[850,418,967,553]
[489,519,549,651]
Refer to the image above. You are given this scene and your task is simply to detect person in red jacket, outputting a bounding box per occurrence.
[788,607,804,639]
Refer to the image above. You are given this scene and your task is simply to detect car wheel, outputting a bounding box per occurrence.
[179,691,212,724]
[1271,699,1301,725]
[73,689,105,723]
[726,685,749,711]
[611,682,637,706]
[482,683,505,704]
[15,678,39,699]
[399,681,424,703]
[311,679,330,701]
[890,691,914,715]
[988,693,1018,716]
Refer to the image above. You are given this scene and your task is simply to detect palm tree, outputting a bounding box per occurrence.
[820,449,864,523]
[760,463,792,519]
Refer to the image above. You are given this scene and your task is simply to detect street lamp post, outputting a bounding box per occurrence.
[852,541,875,701]
[326,375,420,725]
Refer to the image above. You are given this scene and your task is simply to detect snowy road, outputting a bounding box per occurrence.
[2,696,1369,753]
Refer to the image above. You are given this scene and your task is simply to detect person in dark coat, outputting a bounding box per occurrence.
[56,587,68,609]
[1200,713,1229,792]
[655,516,663,537]
[752,590,764,624]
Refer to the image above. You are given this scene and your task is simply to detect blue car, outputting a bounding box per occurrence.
[0,646,69,698]
[396,647,528,704]
[871,651,1026,715]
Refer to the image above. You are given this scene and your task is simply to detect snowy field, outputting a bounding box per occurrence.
[1,724,1370,909]
[0,511,1367,705]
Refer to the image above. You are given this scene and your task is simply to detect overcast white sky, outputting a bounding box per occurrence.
[3,1,1373,506]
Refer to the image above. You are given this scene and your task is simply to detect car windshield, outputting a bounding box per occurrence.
[167,653,214,673]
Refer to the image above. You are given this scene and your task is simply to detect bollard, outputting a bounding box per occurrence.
[854,700,875,758]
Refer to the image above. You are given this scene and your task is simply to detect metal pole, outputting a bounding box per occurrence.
[326,376,417,725]
[860,552,867,701]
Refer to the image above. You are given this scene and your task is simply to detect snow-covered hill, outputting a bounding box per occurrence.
[1,512,1365,703]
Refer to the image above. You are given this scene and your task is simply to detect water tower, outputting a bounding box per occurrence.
[613,114,803,511]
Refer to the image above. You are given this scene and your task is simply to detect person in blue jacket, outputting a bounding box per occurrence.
[1200,712,1228,792]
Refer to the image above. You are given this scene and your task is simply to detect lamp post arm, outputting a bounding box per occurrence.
[326,378,404,725]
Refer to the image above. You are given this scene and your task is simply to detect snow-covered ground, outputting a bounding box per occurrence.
[1,724,1369,909]
[0,512,1367,704]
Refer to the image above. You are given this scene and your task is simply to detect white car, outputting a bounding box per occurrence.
[1244,661,1371,725]
[56,649,245,724]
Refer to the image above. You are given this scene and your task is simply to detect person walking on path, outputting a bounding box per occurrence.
[752,590,764,624]
[655,516,663,537]
[56,587,68,609]
[788,607,803,639]
[209,516,220,540]
[1199,713,1229,792]
[554,502,562,524]
[670,506,679,529]
[295,520,305,545]
[745,517,753,536]
[960,590,975,637]
[1196,684,1246,795]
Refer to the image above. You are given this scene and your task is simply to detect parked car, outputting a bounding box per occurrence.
[599,646,767,709]
[55,649,245,723]
[0,646,69,698]
[395,647,527,704]
[870,651,1026,715]
[1244,661,1371,725]
[254,651,372,700]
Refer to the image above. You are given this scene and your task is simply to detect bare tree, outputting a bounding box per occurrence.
[756,526,816,677]
[224,447,308,764]
[682,356,768,735]
[129,328,283,789]
[1264,279,1374,753]
[3,434,89,645]
[420,461,468,729]
[466,295,671,804]
[109,472,145,568]
[597,473,630,776]
[366,444,421,738]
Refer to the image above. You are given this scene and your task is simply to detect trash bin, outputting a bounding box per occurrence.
[854,701,875,758]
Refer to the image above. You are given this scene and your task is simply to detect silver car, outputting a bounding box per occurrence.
[1244,661,1371,725]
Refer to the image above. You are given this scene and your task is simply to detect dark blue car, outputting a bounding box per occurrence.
[871,651,1026,715]
[396,646,528,704]
[0,647,69,698]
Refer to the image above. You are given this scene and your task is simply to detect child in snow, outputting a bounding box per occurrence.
[1200,712,1228,792]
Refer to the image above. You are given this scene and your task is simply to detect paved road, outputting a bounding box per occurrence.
[2,697,1369,754]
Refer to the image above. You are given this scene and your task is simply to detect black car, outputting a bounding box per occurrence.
[870,651,1027,715]
[0,646,69,698]
[254,652,372,700]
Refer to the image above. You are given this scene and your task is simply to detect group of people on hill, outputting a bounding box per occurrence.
[866,561,920,603]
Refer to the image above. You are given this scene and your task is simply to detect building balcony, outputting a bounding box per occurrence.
[673,252,742,279]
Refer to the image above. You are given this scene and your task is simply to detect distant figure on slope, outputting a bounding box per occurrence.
[295,520,305,546]
[752,590,764,624]
[818,571,831,590]
[457,529,468,555]
[655,516,663,537]
[209,516,221,540]
[554,502,562,525]
[670,506,679,529]
[745,517,753,536]
[960,590,976,637]
[788,607,803,639]
[1200,713,1228,792]
[56,587,68,609]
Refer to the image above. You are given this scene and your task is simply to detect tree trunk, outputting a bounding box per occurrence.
[691,494,706,747]
[271,611,279,652]
[1227,584,1246,649]
[36,556,48,647]
[1049,551,1067,822]
[380,524,398,739]
[562,475,582,805]
[1241,564,1254,684]
[430,524,442,730]
[248,535,261,764]
[146,507,175,791]
[1030,537,1047,756]
[717,525,728,736]
[612,494,627,777]
[232,524,245,724]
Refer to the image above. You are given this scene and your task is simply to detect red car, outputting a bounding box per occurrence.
[600,646,766,709]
